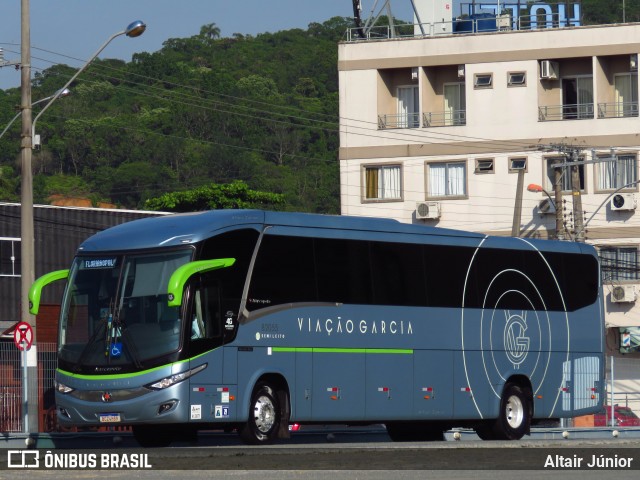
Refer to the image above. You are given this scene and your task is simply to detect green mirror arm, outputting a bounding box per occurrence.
[167,258,235,307]
[29,269,70,315]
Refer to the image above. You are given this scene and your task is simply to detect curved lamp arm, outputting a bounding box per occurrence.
[31,20,145,147]
[578,179,640,236]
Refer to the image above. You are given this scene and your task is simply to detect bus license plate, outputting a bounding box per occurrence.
[99,413,121,423]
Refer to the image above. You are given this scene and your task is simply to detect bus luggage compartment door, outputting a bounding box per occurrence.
[311,351,365,421]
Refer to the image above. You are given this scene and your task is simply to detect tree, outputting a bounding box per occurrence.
[199,23,221,40]
[144,180,285,212]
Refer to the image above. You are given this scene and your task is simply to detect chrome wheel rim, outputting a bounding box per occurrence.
[505,394,524,429]
[253,394,276,434]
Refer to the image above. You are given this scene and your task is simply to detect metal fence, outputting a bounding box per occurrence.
[0,341,57,433]
[605,355,640,422]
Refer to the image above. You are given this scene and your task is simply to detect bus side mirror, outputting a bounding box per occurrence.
[167,258,235,307]
[29,269,70,315]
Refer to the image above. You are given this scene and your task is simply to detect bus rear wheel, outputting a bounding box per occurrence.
[240,382,281,445]
[475,383,531,440]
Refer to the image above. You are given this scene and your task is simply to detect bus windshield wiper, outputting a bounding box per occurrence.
[73,319,106,373]
[122,326,142,369]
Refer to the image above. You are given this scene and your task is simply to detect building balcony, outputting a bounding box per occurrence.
[538,103,594,121]
[597,102,639,119]
[422,110,466,127]
[378,113,421,129]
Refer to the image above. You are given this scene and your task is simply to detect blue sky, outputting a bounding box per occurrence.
[0,0,428,91]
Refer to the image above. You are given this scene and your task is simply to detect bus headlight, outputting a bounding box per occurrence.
[145,363,207,390]
[55,380,74,394]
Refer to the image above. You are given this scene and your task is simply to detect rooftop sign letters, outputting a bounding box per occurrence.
[466,2,581,28]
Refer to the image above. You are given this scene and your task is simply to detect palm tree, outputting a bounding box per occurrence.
[199,23,221,40]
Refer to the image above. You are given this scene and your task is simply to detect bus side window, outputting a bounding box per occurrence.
[191,289,205,339]
[191,282,223,345]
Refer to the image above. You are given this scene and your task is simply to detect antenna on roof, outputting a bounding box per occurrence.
[352,0,425,39]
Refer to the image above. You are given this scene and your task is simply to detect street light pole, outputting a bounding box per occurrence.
[527,179,566,240]
[19,0,36,436]
[19,17,145,436]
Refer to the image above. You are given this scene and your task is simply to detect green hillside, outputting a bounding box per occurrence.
[0,17,350,212]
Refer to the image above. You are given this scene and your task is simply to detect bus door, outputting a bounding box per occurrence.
[186,277,229,424]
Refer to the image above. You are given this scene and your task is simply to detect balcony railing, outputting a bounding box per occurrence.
[423,110,466,127]
[345,13,580,42]
[378,113,421,129]
[597,102,639,119]
[378,111,467,129]
[538,103,594,121]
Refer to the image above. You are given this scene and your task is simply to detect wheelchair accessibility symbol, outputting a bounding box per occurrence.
[110,343,122,358]
[214,405,229,418]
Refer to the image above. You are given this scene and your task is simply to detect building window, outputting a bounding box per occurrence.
[474,73,493,89]
[397,85,420,128]
[546,157,585,192]
[0,238,21,277]
[443,83,466,126]
[364,165,402,200]
[509,157,527,173]
[614,73,638,117]
[562,76,593,119]
[475,158,494,174]
[427,161,467,197]
[600,246,639,282]
[508,72,526,87]
[596,154,637,191]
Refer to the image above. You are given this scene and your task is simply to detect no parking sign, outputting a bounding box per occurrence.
[13,321,34,351]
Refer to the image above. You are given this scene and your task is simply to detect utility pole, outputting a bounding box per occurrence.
[511,167,525,237]
[553,159,564,240]
[20,0,38,435]
[570,148,585,242]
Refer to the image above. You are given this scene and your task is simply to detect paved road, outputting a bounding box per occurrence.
[2,427,640,479]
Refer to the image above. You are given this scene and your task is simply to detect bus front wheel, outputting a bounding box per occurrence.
[240,382,281,445]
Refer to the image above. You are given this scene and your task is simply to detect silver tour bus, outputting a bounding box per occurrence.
[30,210,604,446]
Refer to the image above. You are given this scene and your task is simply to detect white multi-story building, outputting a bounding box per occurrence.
[339,5,640,414]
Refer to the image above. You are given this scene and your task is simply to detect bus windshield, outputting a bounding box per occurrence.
[58,249,193,373]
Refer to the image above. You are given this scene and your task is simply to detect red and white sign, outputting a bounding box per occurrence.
[13,321,33,351]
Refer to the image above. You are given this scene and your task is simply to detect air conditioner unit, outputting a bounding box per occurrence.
[457,65,465,78]
[416,201,441,220]
[537,198,556,215]
[631,54,638,72]
[540,60,559,80]
[611,285,637,303]
[611,193,637,211]
[411,67,419,81]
